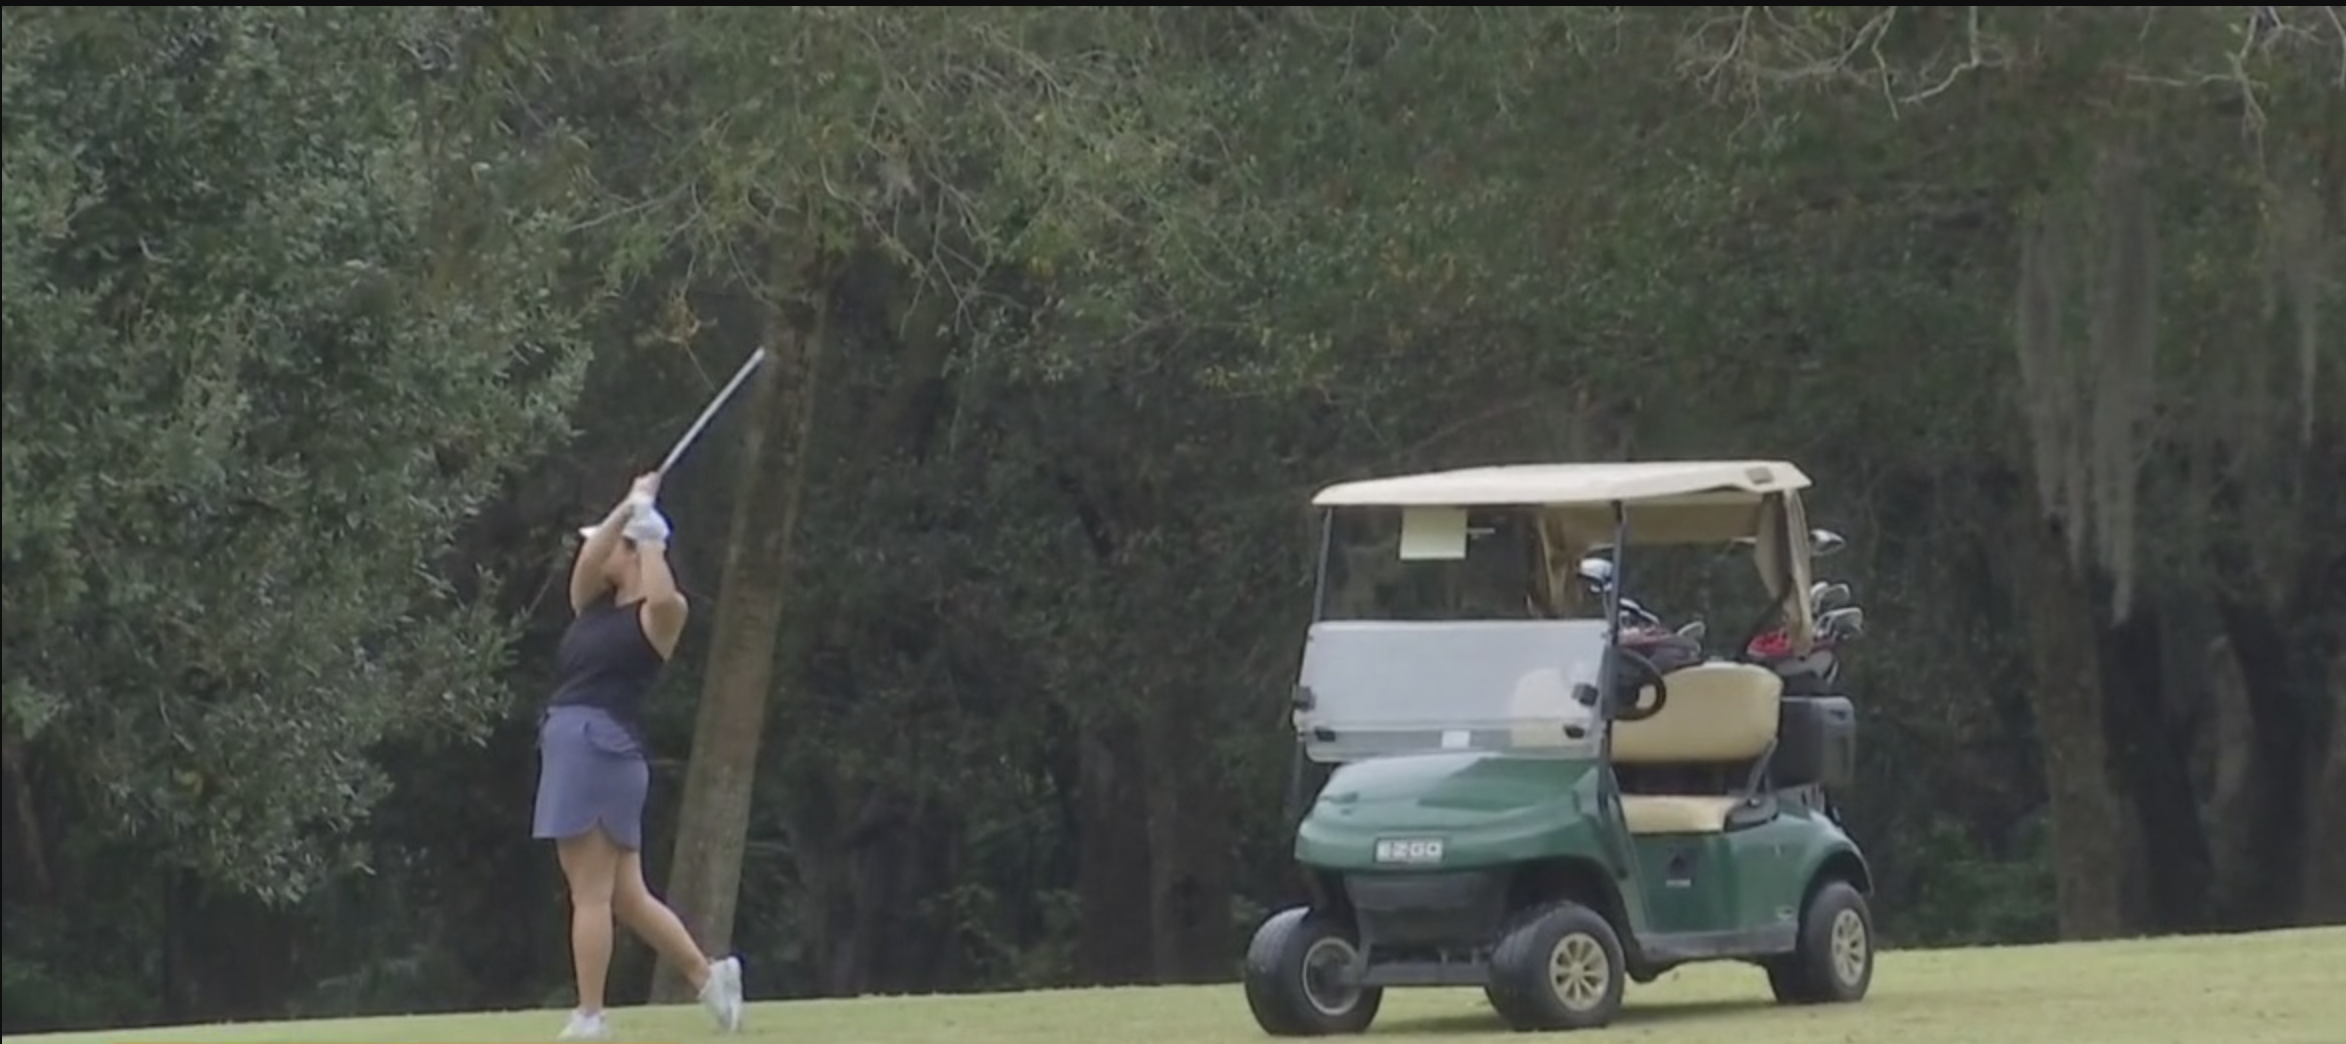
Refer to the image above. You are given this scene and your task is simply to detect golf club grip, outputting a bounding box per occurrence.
[658,347,768,474]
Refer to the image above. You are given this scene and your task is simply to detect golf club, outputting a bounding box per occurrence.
[574,347,769,543]
[1819,605,1865,640]
[1811,581,1853,613]
[657,347,768,475]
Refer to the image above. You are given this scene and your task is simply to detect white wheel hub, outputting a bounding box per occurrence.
[1300,936,1363,1016]
[1829,908,1868,985]
[1547,932,1611,1012]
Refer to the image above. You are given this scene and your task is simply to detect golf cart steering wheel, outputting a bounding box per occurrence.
[1611,647,1669,723]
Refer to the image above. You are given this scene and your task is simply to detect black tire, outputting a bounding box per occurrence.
[1242,906,1383,1036]
[1484,901,1627,1032]
[1481,905,1542,1028]
[1766,879,1874,1005]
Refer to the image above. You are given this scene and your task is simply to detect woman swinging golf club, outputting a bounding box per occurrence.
[534,470,745,1040]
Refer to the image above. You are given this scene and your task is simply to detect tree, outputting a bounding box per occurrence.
[1,4,596,1018]
[1668,3,2345,934]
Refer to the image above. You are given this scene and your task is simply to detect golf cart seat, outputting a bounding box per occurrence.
[1612,661,1783,835]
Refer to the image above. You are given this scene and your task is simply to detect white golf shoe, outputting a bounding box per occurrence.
[699,956,745,1032]
[557,1010,612,1041]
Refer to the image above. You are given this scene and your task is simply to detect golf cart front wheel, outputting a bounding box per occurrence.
[1766,879,1874,1004]
[1484,900,1627,1031]
[1243,906,1383,1036]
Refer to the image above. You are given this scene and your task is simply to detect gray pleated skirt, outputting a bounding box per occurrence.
[532,705,650,851]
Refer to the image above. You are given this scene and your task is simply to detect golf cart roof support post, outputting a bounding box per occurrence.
[1600,499,1629,723]
[1289,510,1333,826]
[1308,509,1335,623]
[1766,492,1818,656]
[1283,733,1308,830]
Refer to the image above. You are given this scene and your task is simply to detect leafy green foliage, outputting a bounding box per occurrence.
[0,4,2337,1028]
[1,6,594,901]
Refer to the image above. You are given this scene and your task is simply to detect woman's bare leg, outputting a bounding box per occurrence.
[556,828,625,1014]
[614,850,715,993]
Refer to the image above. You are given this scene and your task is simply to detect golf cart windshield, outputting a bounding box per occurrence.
[1297,619,1606,762]
[1299,505,1604,761]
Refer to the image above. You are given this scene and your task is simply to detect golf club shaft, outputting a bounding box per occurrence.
[658,347,768,474]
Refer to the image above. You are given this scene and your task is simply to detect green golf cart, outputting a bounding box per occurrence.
[1243,460,1872,1035]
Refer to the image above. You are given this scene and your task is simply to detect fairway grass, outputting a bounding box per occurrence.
[13,927,2340,1044]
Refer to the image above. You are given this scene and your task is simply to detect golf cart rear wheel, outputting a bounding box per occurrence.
[1485,900,1627,1032]
[1766,879,1874,1004]
[1242,906,1382,1036]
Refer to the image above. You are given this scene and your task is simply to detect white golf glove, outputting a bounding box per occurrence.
[624,503,672,545]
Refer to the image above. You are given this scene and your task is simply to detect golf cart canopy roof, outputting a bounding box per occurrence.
[1311,460,1810,509]
[1309,459,1821,649]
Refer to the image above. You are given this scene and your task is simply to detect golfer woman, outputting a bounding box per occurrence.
[535,471,744,1040]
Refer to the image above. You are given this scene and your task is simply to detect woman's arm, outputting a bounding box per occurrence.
[569,473,658,614]
[634,539,689,659]
[567,500,632,613]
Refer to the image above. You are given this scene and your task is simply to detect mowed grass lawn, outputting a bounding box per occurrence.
[14,927,2340,1044]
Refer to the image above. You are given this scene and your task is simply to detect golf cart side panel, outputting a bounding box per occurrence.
[1791,826,1872,896]
[1741,814,1842,933]
[1294,754,1607,871]
[1628,832,1746,937]
[1683,814,1829,932]
[1620,810,1849,956]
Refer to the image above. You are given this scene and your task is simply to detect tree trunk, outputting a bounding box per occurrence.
[820,789,893,997]
[0,730,55,904]
[2019,511,2141,939]
[2197,633,2259,917]
[776,758,851,999]
[161,873,300,1021]
[1144,686,1235,983]
[2098,604,2212,931]
[2210,596,2319,927]
[652,301,827,1001]
[844,796,956,994]
[824,788,932,997]
[2207,438,2343,927]
[1073,718,1156,984]
[2304,644,2346,924]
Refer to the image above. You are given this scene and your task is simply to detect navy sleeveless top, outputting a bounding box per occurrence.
[546,597,668,736]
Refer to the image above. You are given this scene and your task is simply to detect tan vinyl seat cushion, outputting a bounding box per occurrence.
[1620,795,1747,835]
[1613,662,1783,835]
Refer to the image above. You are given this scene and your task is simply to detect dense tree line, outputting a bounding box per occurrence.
[2,6,2338,1031]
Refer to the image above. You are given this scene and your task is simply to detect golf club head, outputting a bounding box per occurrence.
[1810,528,1848,558]
[1618,596,1661,627]
[1677,619,1708,642]
[1810,581,1853,613]
[1819,606,1865,640]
